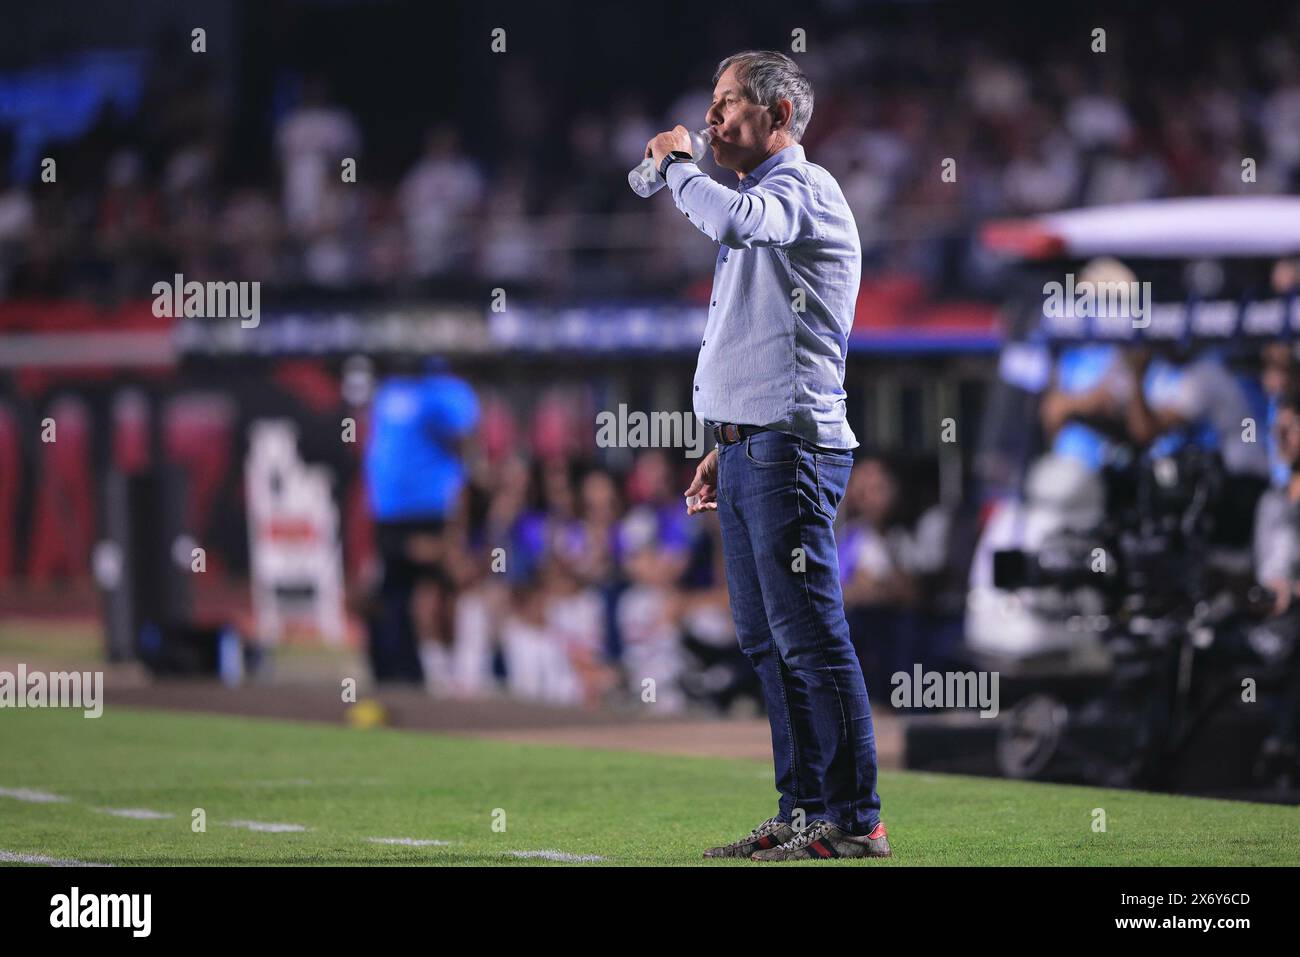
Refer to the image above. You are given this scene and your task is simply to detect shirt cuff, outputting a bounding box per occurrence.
[664,160,698,191]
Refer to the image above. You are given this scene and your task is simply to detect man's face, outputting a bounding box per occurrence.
[706,64,781,176]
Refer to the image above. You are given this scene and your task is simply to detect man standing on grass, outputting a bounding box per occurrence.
[647,50,889,861]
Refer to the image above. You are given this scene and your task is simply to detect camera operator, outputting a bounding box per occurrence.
[1039,343,1125,472]
[1253,386,1300,777]
[1121,342,1269,479]
[1256,388,1300,613]
[1038,259,1137,473]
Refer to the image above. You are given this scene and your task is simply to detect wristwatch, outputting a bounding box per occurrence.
[658,150,693,180]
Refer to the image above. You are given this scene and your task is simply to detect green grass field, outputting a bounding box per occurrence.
[1,706,1298,865]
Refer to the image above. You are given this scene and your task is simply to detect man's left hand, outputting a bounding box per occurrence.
[646,126,692,170]
[684,448,719,516]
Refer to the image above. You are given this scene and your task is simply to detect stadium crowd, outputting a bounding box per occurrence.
[364,374,965,710]
[3,5,1300,302]
[4,2,1300,729]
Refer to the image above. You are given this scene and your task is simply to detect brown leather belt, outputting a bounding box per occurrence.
[711,423,767,445]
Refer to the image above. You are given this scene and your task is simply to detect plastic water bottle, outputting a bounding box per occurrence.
[628,128,713,198]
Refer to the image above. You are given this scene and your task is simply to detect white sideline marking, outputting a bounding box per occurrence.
[0,787,68,803]
[509,849,604,863]
[367,837,455,847]
[245,778,385,788]
[224,819,309,833]
[0,849,109,867]
[96,807,175,820]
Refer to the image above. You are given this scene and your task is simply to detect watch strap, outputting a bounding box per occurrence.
[659,150,692,180]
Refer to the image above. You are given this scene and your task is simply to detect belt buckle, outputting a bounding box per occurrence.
[723,423,740,444]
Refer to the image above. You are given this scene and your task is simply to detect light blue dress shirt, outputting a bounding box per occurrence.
[665,143,862,449]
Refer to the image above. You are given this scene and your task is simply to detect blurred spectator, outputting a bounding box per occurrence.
[1261,63,1300,188]
[617,532,687,713]
[677,517,756,714]
[96,150,163,298]
[615,451,691,712]
[1264,259,1300,485]
[1262,340,1300,487]
[275,78,360,237]
[0,167,33,295]
[502,575,578,703]
[1001,116,1080,214]
[476,163,543,283]
[1081,132,1166,207]
[363,359,479,686]
[838,456,919,698]
[400,126,484,278]
[217,188,282,281]
[1121,344,1269,477]
[1255,388,1300,603]
[542,557,617,705]
[7,4,1300,299]
[839,456,917,608]
[1251,385,1300,771]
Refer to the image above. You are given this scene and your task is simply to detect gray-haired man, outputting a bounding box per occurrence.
[648,51,890,862]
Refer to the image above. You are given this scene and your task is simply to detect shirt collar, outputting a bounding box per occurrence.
[738,144,804,190]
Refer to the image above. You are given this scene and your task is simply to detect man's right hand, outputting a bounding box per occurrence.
[646,125,693,171]
[684,448,719,515]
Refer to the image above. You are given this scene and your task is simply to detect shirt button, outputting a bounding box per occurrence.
[701,339,706,346]
[711,301,716,306]
[694,385,700,392]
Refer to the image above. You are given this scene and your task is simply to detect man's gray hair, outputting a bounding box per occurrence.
[713,50,814,142]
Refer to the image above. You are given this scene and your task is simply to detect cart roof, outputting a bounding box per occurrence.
[983,196,1300,260]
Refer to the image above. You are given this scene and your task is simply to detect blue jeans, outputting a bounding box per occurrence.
[717,429,882,834]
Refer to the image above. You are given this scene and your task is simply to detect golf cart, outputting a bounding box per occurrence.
[916,197,1300,800]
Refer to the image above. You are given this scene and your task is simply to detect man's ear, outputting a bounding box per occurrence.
[771,98,793,132]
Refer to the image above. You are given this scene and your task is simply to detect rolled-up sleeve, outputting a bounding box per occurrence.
[666,163,817,249]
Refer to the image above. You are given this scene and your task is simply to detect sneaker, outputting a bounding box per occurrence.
[750,820,891,861]
[702,816,796,859]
